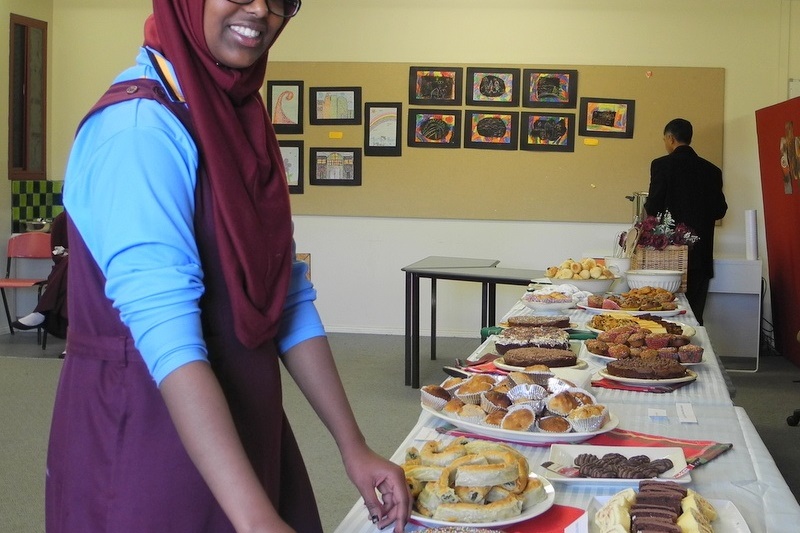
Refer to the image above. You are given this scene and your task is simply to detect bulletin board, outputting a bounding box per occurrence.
[266,62,724,223]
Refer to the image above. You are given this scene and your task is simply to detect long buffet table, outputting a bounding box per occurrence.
[335,293,800,533]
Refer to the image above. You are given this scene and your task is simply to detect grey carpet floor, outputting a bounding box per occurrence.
[1,332,798,532]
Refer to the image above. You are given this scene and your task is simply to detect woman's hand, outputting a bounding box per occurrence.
[342,445,410,532]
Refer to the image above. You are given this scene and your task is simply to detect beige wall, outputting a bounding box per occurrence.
[21,0,800,334]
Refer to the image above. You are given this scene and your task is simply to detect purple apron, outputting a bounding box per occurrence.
[45,81,322,532]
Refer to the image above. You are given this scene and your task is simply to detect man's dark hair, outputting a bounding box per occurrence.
[664,118,693,144]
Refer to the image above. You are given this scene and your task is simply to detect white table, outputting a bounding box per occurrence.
[334,292,800,533]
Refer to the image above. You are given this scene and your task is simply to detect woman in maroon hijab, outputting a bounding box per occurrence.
[45,1,409,532]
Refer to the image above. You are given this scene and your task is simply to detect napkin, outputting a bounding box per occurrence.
[585,428,733,471]
[590,377,693,393]
[502,504,585,533]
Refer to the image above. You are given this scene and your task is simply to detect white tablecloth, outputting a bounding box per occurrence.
[334,293,799,533]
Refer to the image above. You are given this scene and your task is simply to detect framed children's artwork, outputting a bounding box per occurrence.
[519,112,576,152]
[266,80,303,134]
[578,97,636,138]
[463,111,519,150]
[522,69,578,109]
[466,68,520,107]
[278,140,304,194]
[364,102,402,156]
[407,109,462,148]
[309,87,362,125]
[408,66,463,106]
[309,148,362,186]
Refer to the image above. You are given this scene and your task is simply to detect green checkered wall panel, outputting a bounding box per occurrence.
[11,180,64,233]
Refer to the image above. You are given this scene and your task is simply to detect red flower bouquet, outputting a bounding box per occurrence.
[622,210,699,251]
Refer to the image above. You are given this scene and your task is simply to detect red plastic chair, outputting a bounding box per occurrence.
[0,232,52,346]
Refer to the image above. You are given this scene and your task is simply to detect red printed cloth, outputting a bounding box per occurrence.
[585,428,733,467]
[502,504,585,532]
[590,377,693,393]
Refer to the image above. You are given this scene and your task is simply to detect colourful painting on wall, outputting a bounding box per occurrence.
[522,69,578,108]
[578,97,635,138]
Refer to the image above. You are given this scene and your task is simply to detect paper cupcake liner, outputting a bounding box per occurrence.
[568,405,609,433]
[500,404,537,432]
[507,383,549,404]
[535,415,574,433]
[420,390,449,411]
[480,392,511,413]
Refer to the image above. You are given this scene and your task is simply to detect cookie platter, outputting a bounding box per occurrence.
[538,444,690,485]
[577,301,686,317]
[597,368,698,386]
[579,341,705,366]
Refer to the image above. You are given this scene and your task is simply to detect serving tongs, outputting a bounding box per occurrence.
[623,226,640,258]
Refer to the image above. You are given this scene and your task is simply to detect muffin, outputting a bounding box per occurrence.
[480,390,512,412]
[536,415,572,433]
[483,408,508,427]
[441,376,465,392]
[678,344,704,363]
[507,383,548,405]
[420,385,451,410]
[645,333,672,349]
[657,347,680,360]
[521,364,554,386]
[458,403,486,424]
[507,371,535,386]
[567,404,609,432]
[501,405,536,431]
[455,376,495,404]
[546,391,581,416]
[442,397,465,416]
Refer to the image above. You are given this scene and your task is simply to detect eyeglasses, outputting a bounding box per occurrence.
[226,0,302,19]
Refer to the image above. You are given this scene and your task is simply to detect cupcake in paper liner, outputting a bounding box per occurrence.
[458,403,487,424]
[564,386,598,407]
[491,376,514,394]
[420,385,451,411]
[500,404,537,432]
[546,376,576,395]
[507,371,535,387]
[482,408,508,428]
[536,414,573,433]
[441,376,465,393]
[507,383,548,403]
[480,390,512,413]
[567,404,609,432]
[545,390,582,417]
[454,375,495,405]
[506,383,547,414]
[520,364,554,387]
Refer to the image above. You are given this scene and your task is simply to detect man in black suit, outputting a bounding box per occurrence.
[644,118,727,324]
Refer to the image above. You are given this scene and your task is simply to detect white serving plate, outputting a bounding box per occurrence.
[520,298,576,313]
[584,318,697,338]
[578,340,705,366]
[421,404,620,444]
[497,320,579,331]
[410,473,555,529]
[588,496,751,533]
[493,356,589,372]
[576,300,685,317]
[597,368,698,386]
[539,444,690,484]
[475,337,584,361]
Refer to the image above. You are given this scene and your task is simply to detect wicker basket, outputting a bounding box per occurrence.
[630,245,688,293]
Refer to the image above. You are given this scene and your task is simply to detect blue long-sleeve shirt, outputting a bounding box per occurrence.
[64,47,325,385]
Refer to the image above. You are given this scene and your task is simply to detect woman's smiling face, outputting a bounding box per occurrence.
[204,0,284,69]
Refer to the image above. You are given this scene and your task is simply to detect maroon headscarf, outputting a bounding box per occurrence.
[144,0,293,348]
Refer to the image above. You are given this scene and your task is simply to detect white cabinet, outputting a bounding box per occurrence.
[704,259,762,370]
